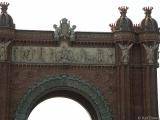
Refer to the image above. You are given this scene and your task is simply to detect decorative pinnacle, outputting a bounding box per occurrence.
[133,24,140,28]
[118,6,128,17]
[133,24,141,33]
[109,23,116,32]
[0,2,9,13]
[143,6,153,17]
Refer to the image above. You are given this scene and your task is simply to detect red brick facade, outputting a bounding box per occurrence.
[0,3,159,120]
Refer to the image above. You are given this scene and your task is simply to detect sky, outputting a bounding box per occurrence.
[28,97,92,120]
[4,0,160,31]
[2,0,160,119]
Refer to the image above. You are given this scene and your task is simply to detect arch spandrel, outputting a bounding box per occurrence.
[14,74,112,120]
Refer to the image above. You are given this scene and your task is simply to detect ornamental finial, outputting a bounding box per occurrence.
[0,2,9,13]
[109,23,116,32]
[143,6,153,17]
[118,6,128,17]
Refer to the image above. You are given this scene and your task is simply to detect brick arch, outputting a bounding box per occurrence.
[14,74,112,120]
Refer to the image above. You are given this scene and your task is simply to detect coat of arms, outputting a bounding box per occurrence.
[53,18,76,41]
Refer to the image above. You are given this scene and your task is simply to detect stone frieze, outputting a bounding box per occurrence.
[12,46,115,65]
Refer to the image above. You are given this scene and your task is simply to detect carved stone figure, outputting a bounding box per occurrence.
[12,47,18,61]
[79,48,88,63]
[53,18,76,41]
[97,48,105,63]
[143,43,159,64]
[0,45,5,60]
[56,48,74,64]
[107,49,114,64]
[53,24,60,41]
[70,25,76,41]
[118,43,133,63]
[157,50,159,61]
[38,47,46,62]
[0,41,11,61]
[21,48,31,61]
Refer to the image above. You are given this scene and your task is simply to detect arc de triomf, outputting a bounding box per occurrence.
[0,2,159,120]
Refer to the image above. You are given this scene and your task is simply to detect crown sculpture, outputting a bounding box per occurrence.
[118,6,128,16]
[0,2,9,13]
[143,6,153,17]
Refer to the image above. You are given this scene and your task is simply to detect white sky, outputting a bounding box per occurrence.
[28,97,92,120]
[4,0,160,31]
[2,0,160,119]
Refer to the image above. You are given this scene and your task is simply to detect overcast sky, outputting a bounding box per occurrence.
[4,0,160,31]
[2,0,160,119]
[28,97,92,120]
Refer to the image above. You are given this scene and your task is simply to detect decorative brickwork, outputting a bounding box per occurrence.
[0,2,159,120]
[14,74,112,120]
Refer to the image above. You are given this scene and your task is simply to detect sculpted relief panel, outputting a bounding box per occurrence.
[12,46,115,65]
[143,43,159,64]
[0,41,11,61]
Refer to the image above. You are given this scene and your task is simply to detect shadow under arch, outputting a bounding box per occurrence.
[14,74,112,120]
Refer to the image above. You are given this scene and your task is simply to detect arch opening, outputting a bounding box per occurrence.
[14,75,112,120]
[27,89,99,120]
[28,97,92,120]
